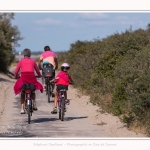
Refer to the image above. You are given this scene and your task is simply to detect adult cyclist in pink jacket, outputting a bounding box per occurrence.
[14,49,43,114]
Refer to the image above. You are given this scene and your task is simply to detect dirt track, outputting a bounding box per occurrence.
[0,70,147,138]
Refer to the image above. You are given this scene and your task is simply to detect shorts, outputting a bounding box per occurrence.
[56,84,68,91]
[21,84,35,93]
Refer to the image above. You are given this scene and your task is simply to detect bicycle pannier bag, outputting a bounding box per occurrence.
[43,63,54,78]
[22,84,35,92]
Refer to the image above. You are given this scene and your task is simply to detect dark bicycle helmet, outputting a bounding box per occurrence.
[61,63,70,71]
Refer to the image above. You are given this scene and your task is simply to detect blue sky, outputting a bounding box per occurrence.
[11,12,150,53]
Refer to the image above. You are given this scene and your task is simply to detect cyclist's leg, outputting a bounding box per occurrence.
[42,69,46,89]
[21,92,25,114]
[51,70,55,96]
[64,91,67,100]
[51,86,59,114]
[51,83,55,92]
[51,83,55,97]
[31,92,35,100]
[54,90,58,107]
[62,85,69,102]
[31,92,37,110]
[42,69,44,84]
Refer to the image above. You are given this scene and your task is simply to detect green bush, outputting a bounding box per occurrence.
[57,26,150,135]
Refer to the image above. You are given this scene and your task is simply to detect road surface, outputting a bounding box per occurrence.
[0,69,146,138]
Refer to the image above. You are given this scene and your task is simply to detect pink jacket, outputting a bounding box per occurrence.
[13,58,43,95]
[14,57,41,78]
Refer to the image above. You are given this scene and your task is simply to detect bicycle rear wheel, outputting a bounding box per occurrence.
[60,98,65,121]
[58,98,61,119]
[30,100,33,116]
[27,104,31,124]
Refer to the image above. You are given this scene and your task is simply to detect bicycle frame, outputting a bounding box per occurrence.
[45,77,53,103]
[24,87,33,124]
[58,89,66,121]
[16,75,37,124]
[42,62,54,103]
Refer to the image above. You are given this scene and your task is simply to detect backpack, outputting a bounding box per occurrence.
[43,63,54,78]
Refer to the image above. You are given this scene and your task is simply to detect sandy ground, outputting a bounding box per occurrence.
[0,72,16,120]
[0,72,147,137]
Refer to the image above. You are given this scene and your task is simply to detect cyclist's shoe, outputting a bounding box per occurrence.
[52,91,55,97]
[65,99,70,105]
[33,106,38,110]
[33,101,38,110]
[51,107,57,114]
[21,109,25,114]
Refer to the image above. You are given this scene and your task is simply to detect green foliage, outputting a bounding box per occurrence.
[122,114,133,125]
[57,25,150,135]
[0,13,23,72]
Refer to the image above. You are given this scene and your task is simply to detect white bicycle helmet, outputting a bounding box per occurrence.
[61,63,70,71]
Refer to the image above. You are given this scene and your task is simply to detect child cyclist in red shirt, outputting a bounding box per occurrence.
[51,63,73,114]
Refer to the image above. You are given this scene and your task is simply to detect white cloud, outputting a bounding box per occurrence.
[77,13,109,20]
[76,13,136,26]
[33,14,147,30]
[33,27,46,31]
[35,18,62,25]
[115,16,130,20]
[89,21,110,25]
[34,17,80,28]
[86,14,146,27]
[115,15,146,26]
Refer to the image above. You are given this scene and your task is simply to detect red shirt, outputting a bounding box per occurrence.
[14,57,41,77]
[55,71,72,86]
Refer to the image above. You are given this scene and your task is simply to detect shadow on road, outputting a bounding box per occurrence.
[0,77,12,82]
[65,116,88,121]
[32,117,58,123]
[49,100,54,103]
[31,116,88,123]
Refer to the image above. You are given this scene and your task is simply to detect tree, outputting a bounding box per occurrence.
[147,23,150,30]
[0,13,23,72]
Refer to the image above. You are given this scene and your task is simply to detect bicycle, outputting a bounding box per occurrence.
[45,77,54,103]
[57,89,69,121]
[42,62,54,103]
[23,83,35,124]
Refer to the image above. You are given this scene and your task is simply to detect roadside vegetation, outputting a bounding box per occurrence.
[57,25,150,136]
[0,13,23,73]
